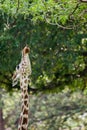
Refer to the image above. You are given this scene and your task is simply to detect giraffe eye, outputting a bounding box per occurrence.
[16,65,19,70]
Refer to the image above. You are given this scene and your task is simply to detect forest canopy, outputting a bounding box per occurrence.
[0,0,87,93]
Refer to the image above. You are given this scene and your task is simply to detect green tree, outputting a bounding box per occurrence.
[0,0,87,130]
[0,0,87,92]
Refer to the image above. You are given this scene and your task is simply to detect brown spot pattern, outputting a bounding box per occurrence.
[26,104,28,108]
[23,86,27,88]
[20,82,22,86]
[24,100,28,106]
[23,109,28,115]
[21,126,25,130]
[24,79,27,83]
[22,117,28,124]
[23,90,27,93]
[24,94,28,99]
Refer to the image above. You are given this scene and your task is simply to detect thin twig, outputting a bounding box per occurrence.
[69,2,81,19]
[17,0,20,12]
[44,16,74,30]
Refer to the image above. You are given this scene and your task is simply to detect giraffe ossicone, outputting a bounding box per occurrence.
[12,46,32,130]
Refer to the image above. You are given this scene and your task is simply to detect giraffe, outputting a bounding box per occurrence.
[12,45,32,130]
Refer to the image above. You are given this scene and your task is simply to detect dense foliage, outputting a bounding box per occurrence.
[0,0,87,93]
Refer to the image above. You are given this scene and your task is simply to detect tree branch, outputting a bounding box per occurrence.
[80,0,87,3]
[17,0,20,11]
[69,3,80,19]
[44,15,74,30]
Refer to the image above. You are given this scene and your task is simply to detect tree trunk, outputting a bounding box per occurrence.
[0,108,5,130]
[0,88,5,130]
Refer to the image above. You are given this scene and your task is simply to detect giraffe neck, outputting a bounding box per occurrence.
[18,77,29,130]
[12,46,31,130]
[22,54,31,70]
[22,54,29,62]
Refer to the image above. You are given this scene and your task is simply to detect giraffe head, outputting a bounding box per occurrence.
[22,46,30,56]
